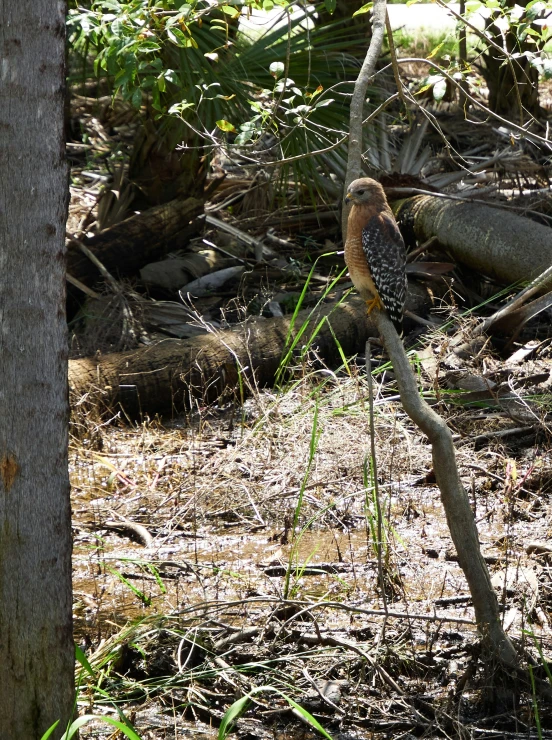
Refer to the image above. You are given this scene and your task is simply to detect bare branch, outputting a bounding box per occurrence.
[374,311,518,667]
[343,0,388,238]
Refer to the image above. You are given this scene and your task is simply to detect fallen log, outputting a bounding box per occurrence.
[69,296,376,417]
[395,194,552,289]
[67,197,204,287]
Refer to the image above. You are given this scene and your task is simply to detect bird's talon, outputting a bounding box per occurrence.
[365,296,383,315]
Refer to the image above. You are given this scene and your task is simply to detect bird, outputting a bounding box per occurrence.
[344,177,407,332]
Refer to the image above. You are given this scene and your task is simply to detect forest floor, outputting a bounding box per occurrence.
[70,346,552,738]
[65,27,552,740]
[68,175,552,738]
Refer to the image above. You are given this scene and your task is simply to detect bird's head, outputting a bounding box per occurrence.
[345,177,385,205]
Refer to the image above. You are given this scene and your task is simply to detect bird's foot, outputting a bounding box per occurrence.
[366,295,384,315]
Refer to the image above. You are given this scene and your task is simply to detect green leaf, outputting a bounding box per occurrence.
[132,86,143,108]
[235,130,253,145]
[152,84,162,110]
[464,0,483,12]
[542,58,552,79]
[216,119,237,132]
[353,2,373,16]
[165,69,180,84]
[168,101,195,115]
[284,697,334,739]
[306,84,323,98]
[509,4,525,21]
[324,0,336,14]
[106,566,150,604]
[220,4,240,17]
[166,26,188,45]
[427,40,445,59]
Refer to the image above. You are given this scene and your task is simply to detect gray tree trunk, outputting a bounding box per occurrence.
[395,194,552,289]
[0,2,74,737]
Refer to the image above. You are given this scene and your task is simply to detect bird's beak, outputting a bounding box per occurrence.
[345,192,352,203]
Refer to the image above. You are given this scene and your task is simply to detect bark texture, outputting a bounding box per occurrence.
[481,0,540,119]
[68,197,204,286]
[395,195,552,288]
[0,2,74,737]
[69,296,381,417]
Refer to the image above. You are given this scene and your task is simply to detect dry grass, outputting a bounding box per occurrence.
[69,340,552,738]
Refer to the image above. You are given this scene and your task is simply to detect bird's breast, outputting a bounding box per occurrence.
[344,234,378,298]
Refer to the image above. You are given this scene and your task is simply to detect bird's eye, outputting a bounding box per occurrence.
[357,189,365,195]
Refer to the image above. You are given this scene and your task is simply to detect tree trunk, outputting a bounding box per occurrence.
[67,197,204,287]
[395,194,552,288]
[0,2,74,737]
[481,0,540,120]
[69,296,383,417]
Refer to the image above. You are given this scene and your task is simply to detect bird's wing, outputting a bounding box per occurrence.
[361,212,407,325]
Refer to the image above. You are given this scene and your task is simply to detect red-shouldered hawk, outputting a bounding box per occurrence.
[344,177,407,332]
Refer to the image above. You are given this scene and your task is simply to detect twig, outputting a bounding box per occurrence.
[104,511,153,548]
[450,263,552,359]
[385,9,410,121]
[298,632,406,696]
[66,272,101,299]
[373,310,518,667]
[435,0,527,125]
[205,214,266,260]
[66,231,139,345]
[458,0,469,111]
[465,462,535,498]
[406,237,439,263]
[366,341,388,615]
[301,668,346,716]
[461,426,534,446]
[477,264,552,335]
[384,58,552,150]
[241,92,400,170]
[343,0,388,237]
[65,231,120,293]
[389,185,552,223]
[277,597,476,627]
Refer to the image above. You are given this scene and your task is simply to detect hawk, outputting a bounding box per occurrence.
[344,177,407,332]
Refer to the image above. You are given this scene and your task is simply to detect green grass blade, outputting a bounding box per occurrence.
[40,721,60,740]
[218,695,251,739]
[61,715,142,740]
[285,696,335,739]
[528,665,543,740]
[75,644,96,679]
[107,566,151,606]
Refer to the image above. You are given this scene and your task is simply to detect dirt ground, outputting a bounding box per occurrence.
[70,331,552,738]
[64,26,552,735]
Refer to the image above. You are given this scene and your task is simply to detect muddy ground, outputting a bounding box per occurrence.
[70,331,552,738]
